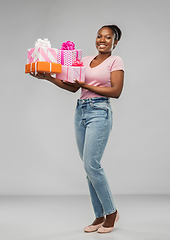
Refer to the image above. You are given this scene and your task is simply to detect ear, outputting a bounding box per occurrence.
[112,39,118,50]
[114,39,118,46]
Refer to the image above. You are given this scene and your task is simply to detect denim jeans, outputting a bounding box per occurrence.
[74,97,116,218]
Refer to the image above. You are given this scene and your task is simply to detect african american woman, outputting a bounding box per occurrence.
[30,24,124,234]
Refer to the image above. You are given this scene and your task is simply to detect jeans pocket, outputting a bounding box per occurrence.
[90,102,109,118]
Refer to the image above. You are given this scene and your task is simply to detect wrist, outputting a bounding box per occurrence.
[82,83,88,89]
[47,75,55,82]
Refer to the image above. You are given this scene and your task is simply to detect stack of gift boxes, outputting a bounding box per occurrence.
[25,39,85,83]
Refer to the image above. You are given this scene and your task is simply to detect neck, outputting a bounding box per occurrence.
[96,52,112,60]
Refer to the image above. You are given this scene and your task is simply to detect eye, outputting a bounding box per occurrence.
[97,35,101,38]
[106,36,111,39]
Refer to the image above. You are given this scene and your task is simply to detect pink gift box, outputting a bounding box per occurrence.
[56,65,85,83]
[27,47,58,64]
[57,50,82,66]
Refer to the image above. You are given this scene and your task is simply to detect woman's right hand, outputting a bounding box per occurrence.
[29,72,80,93]
[30,72,52,81]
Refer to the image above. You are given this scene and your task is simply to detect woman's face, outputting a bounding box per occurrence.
[96,27,115,54]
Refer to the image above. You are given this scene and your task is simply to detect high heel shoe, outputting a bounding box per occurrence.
[84,221,105,233]
[97,210,119,233]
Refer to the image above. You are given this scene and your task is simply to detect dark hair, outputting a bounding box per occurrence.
[100,25,122,41]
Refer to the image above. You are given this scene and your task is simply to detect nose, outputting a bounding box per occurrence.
[100,36,106,42]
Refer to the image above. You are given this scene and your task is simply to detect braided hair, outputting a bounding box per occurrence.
[100,25,122,41]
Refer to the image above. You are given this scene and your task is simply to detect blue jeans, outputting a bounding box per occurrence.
[74,97,116,218]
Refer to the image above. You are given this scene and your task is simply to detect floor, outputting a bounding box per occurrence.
[0,195,169,240]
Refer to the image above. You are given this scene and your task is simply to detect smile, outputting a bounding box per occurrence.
[98,44,107,48]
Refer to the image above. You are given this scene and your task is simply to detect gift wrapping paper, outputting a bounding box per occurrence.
[25,61,62,74]
[56,65,85,83]
[57,50,82,66]
[27,47,58,64]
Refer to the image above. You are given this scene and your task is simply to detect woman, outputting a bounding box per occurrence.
[31,24,124,234]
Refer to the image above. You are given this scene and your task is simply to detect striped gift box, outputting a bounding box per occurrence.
[27,47,58,64]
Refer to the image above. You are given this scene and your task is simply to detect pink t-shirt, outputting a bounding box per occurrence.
[80,55,124,99]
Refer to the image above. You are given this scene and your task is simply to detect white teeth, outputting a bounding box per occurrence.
[99,44,106,48]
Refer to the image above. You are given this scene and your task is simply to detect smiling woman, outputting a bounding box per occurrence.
[74,25,124,234]
[30,24,124,234]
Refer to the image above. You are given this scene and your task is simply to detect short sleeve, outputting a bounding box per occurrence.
[110,56,125,72]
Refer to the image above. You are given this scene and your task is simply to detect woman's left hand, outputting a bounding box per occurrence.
[61,79,86,88]
[72,70,124,98]
[73,79,86,88]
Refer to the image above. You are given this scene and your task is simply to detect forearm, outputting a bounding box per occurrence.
[82,84,121,98]
[48,76,79,93]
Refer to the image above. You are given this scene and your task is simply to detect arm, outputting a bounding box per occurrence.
[30,72,80,93]
[75,70,124,98]
[48,75,80,93]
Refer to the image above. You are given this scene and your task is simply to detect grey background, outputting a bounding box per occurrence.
[0,0,169,195]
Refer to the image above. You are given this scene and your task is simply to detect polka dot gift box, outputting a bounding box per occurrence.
[57,41,82,66]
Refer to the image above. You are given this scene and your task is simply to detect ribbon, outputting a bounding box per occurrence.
[79,67,82,81]
[60,41,75,50]
[35,62,37,75]
[35,38,51,48]
[72,59,84,66]
[76,50,79,61]
[61,51,64,65]
[34,38,51,63]
[48,63,52,73]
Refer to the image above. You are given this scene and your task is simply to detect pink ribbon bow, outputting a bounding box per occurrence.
[72,59,84,66]
[60,41,75,50]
